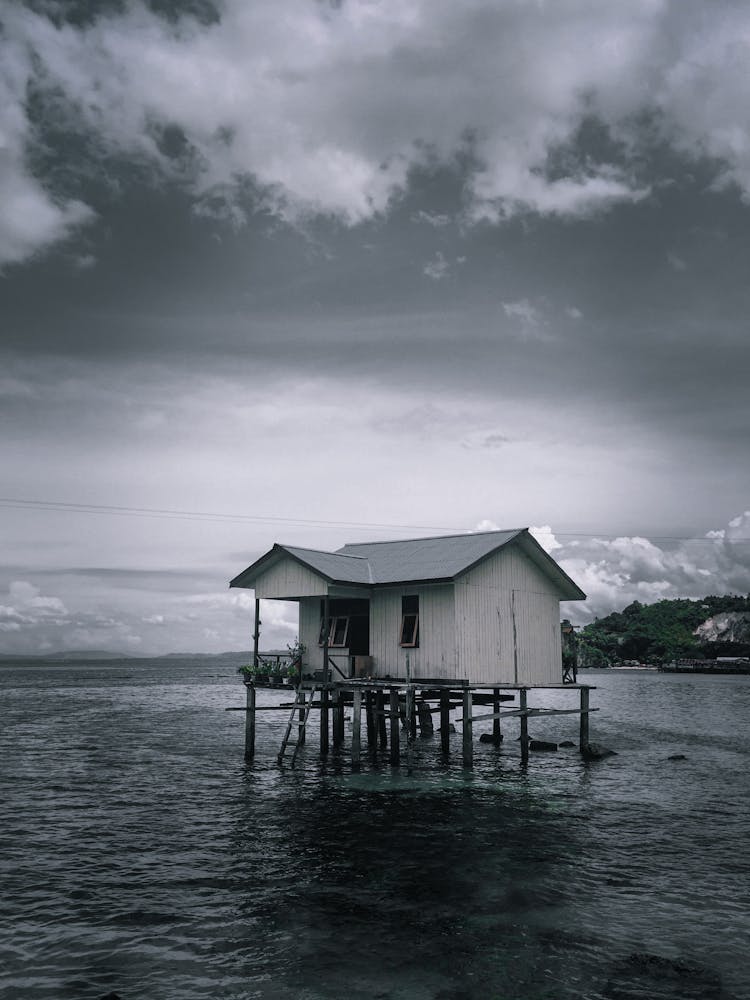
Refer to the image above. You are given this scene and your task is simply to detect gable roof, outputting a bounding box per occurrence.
[230,529,585,599]
[336,529,523,583]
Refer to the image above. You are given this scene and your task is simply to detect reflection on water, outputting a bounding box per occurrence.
[0,662,748,999]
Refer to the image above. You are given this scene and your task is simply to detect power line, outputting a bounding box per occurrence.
[0,495,748,543]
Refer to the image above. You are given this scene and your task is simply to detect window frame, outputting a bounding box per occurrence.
[318,615,350,647]
[399,595,420,648]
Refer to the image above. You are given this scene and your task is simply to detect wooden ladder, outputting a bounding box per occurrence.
[277,685,318,767]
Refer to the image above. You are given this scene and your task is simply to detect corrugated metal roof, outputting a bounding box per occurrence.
[230,529,585,599]
[336,530,523,583]
[282,545,373,584]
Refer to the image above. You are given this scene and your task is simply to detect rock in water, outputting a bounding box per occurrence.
[559,740,576,747]
[529,739,557,752]
[479,733,503,744]
[581,742,617,760]
[667,753,687,761]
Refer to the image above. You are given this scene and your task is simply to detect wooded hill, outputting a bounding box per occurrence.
[578,595,750,666]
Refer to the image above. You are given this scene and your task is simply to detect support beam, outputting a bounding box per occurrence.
[389,689,400,765]
[492,688,501,744]
[462,689,473,768]
[406,686,417,742]
[351,689,362,766]
[519,689,529,763]
[376,690,388,749]
[298,695,306,746]
[440,690,451,754]
[332,690,344,747]
[253,598,261,670]
[579,687,590,750]
[244,684,256,761]
[320,687,330,757]
[365,691,376,751]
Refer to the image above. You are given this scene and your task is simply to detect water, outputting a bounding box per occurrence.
[1,662,748,1000]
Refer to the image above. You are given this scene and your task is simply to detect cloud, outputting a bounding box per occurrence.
[4,1,750,262]
[502,299,540,326]
[423,251,450,280]
[553,511,750,622]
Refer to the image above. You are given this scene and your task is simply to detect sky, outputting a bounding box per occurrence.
[1,0,750,656]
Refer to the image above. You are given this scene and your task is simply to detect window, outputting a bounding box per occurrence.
[318,615,350,647]
[400,595,419,647]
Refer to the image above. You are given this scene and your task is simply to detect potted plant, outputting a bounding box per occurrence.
[237,661,268,685]
[286,637,305,685]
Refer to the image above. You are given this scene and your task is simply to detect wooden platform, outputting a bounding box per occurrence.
[236,677,597,768]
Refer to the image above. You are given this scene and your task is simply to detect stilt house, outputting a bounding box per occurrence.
[231,529,585,686]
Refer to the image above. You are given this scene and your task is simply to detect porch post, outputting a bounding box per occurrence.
[253,598,261,669]
[579,687,590,751]
[520,688,529,763]
[351,689,362,766]
[321,594,330,756]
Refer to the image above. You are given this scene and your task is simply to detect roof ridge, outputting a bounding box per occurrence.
[283,543,369,562]
[339,527,526,548]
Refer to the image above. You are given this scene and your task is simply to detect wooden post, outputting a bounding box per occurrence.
[462,689,473,768]
[253,598,261,669]
[321,594,330,756]
[244,683,256,761]
[389,689,400,765]
[376,690,387,749]
[332,690,344,747]
[298,694,306,746]
[417,700,434,735]
[365,691,376,751]
[492,687,501,743]
[320,687,330,756]
[519,688,529,763]
[440,690,451,754]
[579,686,590,751]
[406,686,417,742]
[352,689,362,766]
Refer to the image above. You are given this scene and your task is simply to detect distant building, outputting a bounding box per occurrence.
[230,529,585,686]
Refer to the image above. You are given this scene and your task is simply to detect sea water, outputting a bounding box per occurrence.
[1,662,748,1000]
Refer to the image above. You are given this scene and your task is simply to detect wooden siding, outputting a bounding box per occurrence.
[454,546,563,684]
[253,557,329,599]
[369,584,456,679]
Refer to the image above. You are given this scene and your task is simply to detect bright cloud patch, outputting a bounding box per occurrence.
[3,1,750,262]
[554,511,750,622]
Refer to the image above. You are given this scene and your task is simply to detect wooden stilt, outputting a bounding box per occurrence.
[492,688,502,743]
[244,684,256,761]
[332,690,344,747]
[365,691,376,751]
[352,689,362,766]
[253,599,260,670]
[462,689,473,768]
[520,688,529,763]
[298,695,306,746]
[376,690,387,749]
[440,690,451,753]
[579,686,590,750]
[389,689,400,765]
[320,687,330,756]
[406,686,417,742]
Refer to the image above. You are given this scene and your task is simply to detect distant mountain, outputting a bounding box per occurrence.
[579,594,750,666]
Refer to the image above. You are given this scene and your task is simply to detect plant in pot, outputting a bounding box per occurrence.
[237,661,268,685]
[286,637,305,685]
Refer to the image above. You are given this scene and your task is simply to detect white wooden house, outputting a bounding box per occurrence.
[230,529,585,687]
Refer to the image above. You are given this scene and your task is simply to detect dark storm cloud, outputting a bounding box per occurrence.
[2,1,750,654]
